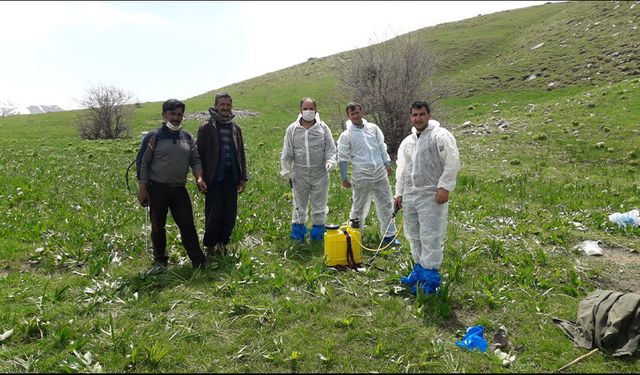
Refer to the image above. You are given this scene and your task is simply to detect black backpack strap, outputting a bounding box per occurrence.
[135,128,160,173]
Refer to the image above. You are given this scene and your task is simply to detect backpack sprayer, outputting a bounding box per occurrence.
[287,174,401,269]
[324,222,362,268]
[323,206,401,270]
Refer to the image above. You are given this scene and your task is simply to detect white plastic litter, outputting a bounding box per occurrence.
[608,209,640,228]
[0,329,13,342]
[494,348,516,367]
[576,240,604,256]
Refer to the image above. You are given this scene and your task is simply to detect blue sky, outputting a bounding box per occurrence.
[0,1,547,109]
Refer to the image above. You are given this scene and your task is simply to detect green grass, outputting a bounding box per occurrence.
[1,1,640,372]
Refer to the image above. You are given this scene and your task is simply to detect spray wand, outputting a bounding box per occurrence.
[365,206,400,269]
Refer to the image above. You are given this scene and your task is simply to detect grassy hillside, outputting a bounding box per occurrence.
[1,1,639,372]
[193,1,639,110]
[422,0,640,95]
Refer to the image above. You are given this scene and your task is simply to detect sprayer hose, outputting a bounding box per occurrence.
[346,215,403,253]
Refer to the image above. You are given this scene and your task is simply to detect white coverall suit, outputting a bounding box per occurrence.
[337,119,397,238]
[280,113,337,226]
[395,120,460,270]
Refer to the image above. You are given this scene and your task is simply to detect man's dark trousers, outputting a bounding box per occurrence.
[203,170,238,247]
[149,182,205,266]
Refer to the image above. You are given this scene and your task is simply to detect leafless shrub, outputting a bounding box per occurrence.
[76,85,134,139]
[337,34,448,157]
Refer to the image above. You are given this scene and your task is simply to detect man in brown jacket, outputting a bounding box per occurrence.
[197,92,248,257]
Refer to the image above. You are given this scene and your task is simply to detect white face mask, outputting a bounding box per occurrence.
[165,120,182,131]
[301,110,316,122]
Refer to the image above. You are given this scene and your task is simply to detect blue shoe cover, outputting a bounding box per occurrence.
[455,325,488,352]
[410,282,439,295]
[400,263,424,285]
[309,225,325,241]
[290,223,307,242]
[382,236,401,246]
[415,281,439,295]
[406,267,441,295]
[420,268,441,289]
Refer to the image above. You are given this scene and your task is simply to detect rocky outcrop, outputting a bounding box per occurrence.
[183,110,260,122]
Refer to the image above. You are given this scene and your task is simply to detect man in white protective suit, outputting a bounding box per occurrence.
[280,98,337,242]
[394,100,461,295]
[337,102,400,246]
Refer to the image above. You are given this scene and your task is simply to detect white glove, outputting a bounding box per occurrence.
[281,171,292,181]
[325,161,336,172]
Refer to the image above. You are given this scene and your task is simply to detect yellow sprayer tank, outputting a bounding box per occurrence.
[323,224,361,266]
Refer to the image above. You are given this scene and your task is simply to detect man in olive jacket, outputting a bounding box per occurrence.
[197,92,248,257]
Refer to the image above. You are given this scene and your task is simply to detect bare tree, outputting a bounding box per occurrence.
[76,85,134,139]
[337,34,447,158]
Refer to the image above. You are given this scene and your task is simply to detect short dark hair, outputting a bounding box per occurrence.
[215,92,233,105]
[162,99,185,113]
[300,97,317,110]
[345,101,362,114]
[410,100,431,114]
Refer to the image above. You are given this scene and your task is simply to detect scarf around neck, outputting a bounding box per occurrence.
[209,107,235,125]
